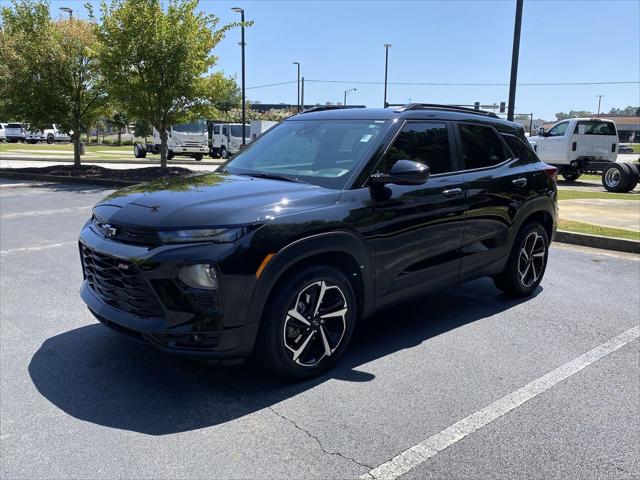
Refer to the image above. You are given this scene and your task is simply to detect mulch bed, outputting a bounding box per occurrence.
[0,165,193,182]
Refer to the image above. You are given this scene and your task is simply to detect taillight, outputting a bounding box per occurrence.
[543,165,558,183]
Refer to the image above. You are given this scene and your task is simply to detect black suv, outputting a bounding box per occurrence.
[79,104,557,379]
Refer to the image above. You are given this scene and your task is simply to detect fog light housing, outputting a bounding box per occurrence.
[178,264,218,290]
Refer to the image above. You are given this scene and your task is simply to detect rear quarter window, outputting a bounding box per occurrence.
[458,123,507,170]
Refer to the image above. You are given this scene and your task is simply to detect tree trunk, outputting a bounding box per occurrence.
[73,133,81,167]
[160,127,168,169]
[117,129,122,146]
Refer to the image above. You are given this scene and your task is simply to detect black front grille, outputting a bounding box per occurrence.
[81,245,165,318]
[92,215,159,245]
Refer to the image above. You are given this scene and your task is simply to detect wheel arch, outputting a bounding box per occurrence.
[248,231,375,330]
[510,197,557,247]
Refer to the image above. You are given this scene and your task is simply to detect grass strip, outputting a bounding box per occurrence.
[558,219,640,241]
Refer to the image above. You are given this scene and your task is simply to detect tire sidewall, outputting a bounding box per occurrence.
[258,266,357,379]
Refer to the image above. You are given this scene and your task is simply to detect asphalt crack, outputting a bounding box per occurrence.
[268,406,374,471]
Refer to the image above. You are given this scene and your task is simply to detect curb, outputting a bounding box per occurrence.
[555,230,640,254]
[0,155,223,166]
[0,171,139,187]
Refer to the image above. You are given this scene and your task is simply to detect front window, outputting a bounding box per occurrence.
[547,121,569,137]
[230,125,249,138]
[224,119,388,189]
[172,120,206,133]
[574,121,617,136]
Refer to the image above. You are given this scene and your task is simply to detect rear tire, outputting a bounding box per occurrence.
[623,163,639,191]
[167,150,174,160]
[493,222,549,298]
[193,153,203,161]
[46,134,54,144]
[602,163,629,192]
[133,142,146,158]
[255,265,357,380]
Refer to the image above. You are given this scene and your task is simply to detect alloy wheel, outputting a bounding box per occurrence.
[282,280,348,367]
[604,168,621,188]
[517,231,546,288]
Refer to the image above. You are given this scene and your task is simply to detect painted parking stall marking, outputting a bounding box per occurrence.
[1,206,91,219]
[0,241,77,256]
[360,325,640,480]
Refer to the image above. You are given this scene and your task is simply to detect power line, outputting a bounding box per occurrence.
[246,79,639,90]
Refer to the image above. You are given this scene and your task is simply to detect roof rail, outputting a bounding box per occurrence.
[300,105,366,114]
[390,103,499,118]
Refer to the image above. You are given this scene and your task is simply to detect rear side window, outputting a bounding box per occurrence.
[458,124,507,170]
[574,121,616,136]
[502,135,539,164]
[381,122,453,175]
[213,125,220,134]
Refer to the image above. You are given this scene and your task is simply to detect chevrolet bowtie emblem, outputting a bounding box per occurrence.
[104,224,117,237]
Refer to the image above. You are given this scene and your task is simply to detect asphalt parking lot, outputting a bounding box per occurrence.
[1,179,639,480]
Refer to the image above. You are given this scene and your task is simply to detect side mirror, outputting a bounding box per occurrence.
[370,160,430,187]
[537,127,546,137]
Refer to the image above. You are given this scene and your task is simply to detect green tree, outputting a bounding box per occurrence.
[96,0,242,168]
[0,0,106,166]
[555,110,593,120]
[608,106,639,116]
[132,118,152,142]
[107,111,128,145]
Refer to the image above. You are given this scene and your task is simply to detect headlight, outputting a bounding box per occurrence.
[157,227,249,244]
[178,264,218,290]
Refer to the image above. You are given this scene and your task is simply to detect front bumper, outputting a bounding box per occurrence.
[79,223,261,359]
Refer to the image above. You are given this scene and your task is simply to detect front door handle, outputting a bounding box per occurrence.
[512,177,528,187]
[442,187,463,198]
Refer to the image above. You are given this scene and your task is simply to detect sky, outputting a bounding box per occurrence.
[48,0,640,121]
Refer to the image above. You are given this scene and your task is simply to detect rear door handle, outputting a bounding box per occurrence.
[442,187,463,198]
[512,177,528,187]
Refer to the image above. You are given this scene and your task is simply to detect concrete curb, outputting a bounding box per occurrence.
[0,171,138,187]
[555,230,640,254]
[0,155,223,166]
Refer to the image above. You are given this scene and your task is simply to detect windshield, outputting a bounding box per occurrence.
[230,125,249,138]
[172,121,206,134]
[224,119,388,189]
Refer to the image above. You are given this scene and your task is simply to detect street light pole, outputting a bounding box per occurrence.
[383,44,392,108]
[59,6,73,18]
[232,7,246,145]
[344,88,357,106]
[293,62,301,112]
[596,95,604,117]
[507,0,523,121]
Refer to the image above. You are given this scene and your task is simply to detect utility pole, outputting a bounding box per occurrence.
[232,7,246,145]
[383,44,392,108]
[507,0,524,121]
[596,95,604,117]
[301,77,305,112]
[293,62,301,112]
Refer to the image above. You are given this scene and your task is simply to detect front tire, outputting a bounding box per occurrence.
[561,173,581,182]
[220,146,228,159]
[133,142,146,158]
[493,222,549,298]
[46,134,54,144]
[193,153,203,161]
[255,266,357,380]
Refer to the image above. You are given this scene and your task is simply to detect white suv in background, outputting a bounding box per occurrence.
[4,123,26,142]
[0,123,7,141]
[26,124,71,144]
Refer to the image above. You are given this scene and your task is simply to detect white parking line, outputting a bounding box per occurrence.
[0,241,77,256]
[360,325,640,480]
[1,206,91,219]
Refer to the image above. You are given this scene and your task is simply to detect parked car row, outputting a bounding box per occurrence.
[0,122,72,143]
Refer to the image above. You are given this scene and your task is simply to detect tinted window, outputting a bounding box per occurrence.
[222,125,228,136]
[230,125,249,138]
[7,123,22,128]
[213,125,220,134]
[502,135,539,164]
[574,121,616,136]
[458,124,507,170]
[547,121,569,137]
[381,122,452,175]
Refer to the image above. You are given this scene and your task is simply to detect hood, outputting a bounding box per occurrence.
[93,172,341,228]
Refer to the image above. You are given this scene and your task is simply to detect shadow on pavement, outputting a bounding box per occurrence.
[29,278,541,435]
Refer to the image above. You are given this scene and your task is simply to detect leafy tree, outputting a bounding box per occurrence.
[96,0,243,168]
[107,111,128,145]
[132,118,152,142]
[555,110,593,120]
[0,0,106,166]
[608,106,639,116]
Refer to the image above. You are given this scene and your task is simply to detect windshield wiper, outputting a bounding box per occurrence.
[237,172,308,184]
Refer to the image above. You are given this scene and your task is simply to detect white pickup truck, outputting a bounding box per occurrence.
[25,124,71,144]
[134,121,209,161]
[529,118,639,192]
